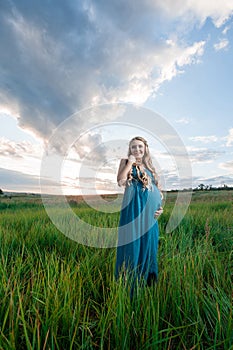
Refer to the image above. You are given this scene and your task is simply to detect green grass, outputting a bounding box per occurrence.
[0,191,232,349]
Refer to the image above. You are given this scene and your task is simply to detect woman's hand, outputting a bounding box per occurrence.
[154,207,163,219]
[128,155,136,164]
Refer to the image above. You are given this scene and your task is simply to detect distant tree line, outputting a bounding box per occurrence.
[193,184,233,191]
[168,184,233,192]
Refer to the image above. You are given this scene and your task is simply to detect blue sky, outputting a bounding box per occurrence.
[0,0,233,194]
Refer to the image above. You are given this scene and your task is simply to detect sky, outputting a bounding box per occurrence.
[0,0,233,195]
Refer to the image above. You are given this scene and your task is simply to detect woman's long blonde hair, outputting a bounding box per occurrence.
[127,136,159,186]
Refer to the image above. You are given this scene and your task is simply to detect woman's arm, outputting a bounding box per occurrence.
[154,170,164,218]
[154,206,163,219]
[117,157,135,186]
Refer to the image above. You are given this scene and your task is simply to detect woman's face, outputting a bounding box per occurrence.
[130,140,145,159]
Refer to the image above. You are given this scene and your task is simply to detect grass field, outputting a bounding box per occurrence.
[0,191,232,349]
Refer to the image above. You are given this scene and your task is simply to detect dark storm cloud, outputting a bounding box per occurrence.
[0,0,96,137]
[0,0,207,142]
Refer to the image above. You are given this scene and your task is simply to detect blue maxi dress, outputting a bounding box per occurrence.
[115,165,162,288]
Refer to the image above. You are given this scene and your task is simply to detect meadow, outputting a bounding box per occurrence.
[0,190,232,349]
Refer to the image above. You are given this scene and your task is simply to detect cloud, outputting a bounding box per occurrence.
[157,0,233,27]
[0,137,43,179]
[225,128,233,146]
[0,167,40,191]
[188,129,233,148]
[0,166,75,194]
[0,0,216,144]
[0,0,232,189]
[213,38,229,51]
[222,24,231,35]
[175,118,190,124]
[0,137,42,158]
[72,132,107,163]
[155,40,205,87]
[189,135,218,143]
[219,160,233,171]
[193,174,233,187]
[187,146,225,163]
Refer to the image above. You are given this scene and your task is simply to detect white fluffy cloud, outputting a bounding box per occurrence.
[175,118,190,124]
[157,0,233,27]
[214,38,229,51]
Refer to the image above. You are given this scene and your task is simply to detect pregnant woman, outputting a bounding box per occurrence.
[115,136,163,294]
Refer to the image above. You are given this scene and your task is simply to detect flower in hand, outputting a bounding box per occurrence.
[128,155,136,164]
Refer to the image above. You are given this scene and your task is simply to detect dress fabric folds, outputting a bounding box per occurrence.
[115,165,162,288]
